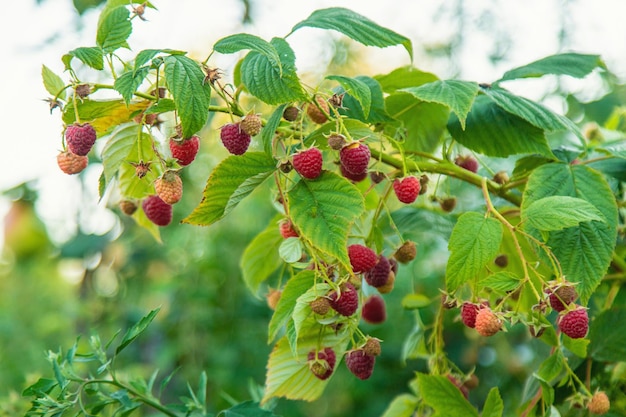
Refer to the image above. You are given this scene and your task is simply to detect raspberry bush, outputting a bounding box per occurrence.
[34,1,626,416]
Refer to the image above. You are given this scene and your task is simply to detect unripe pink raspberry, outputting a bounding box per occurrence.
[475,307,502,336]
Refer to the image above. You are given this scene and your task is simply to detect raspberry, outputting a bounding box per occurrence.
[369,171,385,184]
[588,391,610,415]
[292,147,323,179]
[306,96,330,124]
[394,241,417,264]
[142,195,173,226]
[220,123,251,155]
[119,200,138,216]
[307,347,336,380]
[475,307,502,336]
[493,171,510,185]
[65,122,97,156]
[455,155,479,173]
[362,337,382,356]
[340,164,368,182]
[169,135,199,166]
[57,151,88,175]
[447,374,469,399]
[240,113,262,136]
[558,307,588,339]
[283,105,299,121]
[377,271,395,294]
[348,244,378,273]
[328,282,359,316]
[364,255,391,288]
[279,219,299,238]
[340,142,370,175]
[154,171,183,205]
[393,176,421,204]
[461,302,480,328]
[326,133,346,150]
[546,283,578,312]
[74,84,91,98]
[266,289,281,310]
[345,349,376,380]
[310,297,331,315]
[361,295,386,324]
[439,197,457,212]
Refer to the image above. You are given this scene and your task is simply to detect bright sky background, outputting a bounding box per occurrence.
[1,0,626,245]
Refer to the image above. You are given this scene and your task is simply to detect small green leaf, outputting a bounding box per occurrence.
[144,99,177,114]
[164,54,211,138]
[380,394,419,417]
[498,53,605,83]
[537,351,564,383]
[66,46,104,70]
[482,387,504,417]
[479,272,521,293]
[339,76,393,123]
[563,336,589,358]
[101,123,148,185]
[62,99,149,133]
[522,196,605,231]
[288,172,365,269]
[401,293,431,310]
[401,80,479,129]
[289,283,332,356]
[447,95,552,158]
[41,65,67,99]
[114,67,150,105]
[240,222,283,295]
[183,152,277,226]
[22,378,57,396]
[116,307,160,355]
[262,103,287,155]
[416,373,479,417]
[268,270,316,343]
[214,33,281,70]
[279,238,303,264]
[221,401,280,417]
[96,6,132,53]
[304,119,375,149]
[134,49,163,70]
[446,212,503,292]
[327,75,372,118]
[589,308,626,362]
[291,7,413,61]
[375,66,439,93]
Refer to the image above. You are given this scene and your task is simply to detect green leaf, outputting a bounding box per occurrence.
[134,49,163,70]
[563,336,589,358]
[416,373,478,417]
[101,123,149,185]
[482,387,504,417]
[262,330,349,404]
[262,103,287,155]
[268,270,316,344]
[279,238,303,264]
[375,66,439,93]
[164,54,211,138]
[521,164,617,302]
[483,86,583,140]
[116,307,160,355]
[401,293,432,310]
[380,394,419,417]
[65,46,104,70]
[221,401,280,417]
[589,309,626,362]
[291,7,413,61]
[114,67,150,105]
[96,6,132,53]
[144,99,177,115]
[522,196,605,231]
[304,119,375,149]
[288,283,332,356]
[41,65,67,99]
[385,93,449,153]
[446,212,503,292]
[22,378,57,396]
[447,95,553,158]
[339,76,393,123]
[240,37,306,105]
[401,80,479,129]
[479,272,521,293]
[240,223,283,295]
[327,75,372,118]
[498,53,605,83]
[288,172,365,269]
[62,99,149,133]
[183,152,277,226]
[537,351,564,383]
[214,33,281,70]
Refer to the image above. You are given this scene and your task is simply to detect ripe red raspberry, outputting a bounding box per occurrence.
[307,347,336,380]
[292,147,323,179]
[461,302,480,328]
[475,307,502,336]
[558,307,588,339]
[142,195,173,226]
[220,123,251,155]
[455,155,479,173]
[328,282,359,316]
[279,219,299,238]
[348,244,378,273]
[588,391,610,415]
[306,96,329,124]
[240,113,262,136]
[364,255,391,288]
[393,176,421,204]
[340,142,370,175]
[394,240,417,264]
[154,171,183,204]
[340,164,368,182]
[361,295,386,324]
[345,349,376,380]
[65,122,97,156]
[57,151,88,175]
[169,135,199,166]
[546,283,578,312]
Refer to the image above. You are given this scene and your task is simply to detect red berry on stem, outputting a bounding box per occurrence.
[558,307,588,339]
[361,295,386,324]
[345,349,376,380]
[220,123,251,155]
[340,142,370,175]
[340,164,368,182]
[364,255,391,288]
[348,244,378,273]
[461,302,480,328]
[307,347,336,380]
[279,219,299,238]
[170,135,199,166]
[142,195,173,226]
[455,155,479,173]
[292,147,323,179]
[328,282,359,316]
[393,176,421,204]
[65,122,97,156]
